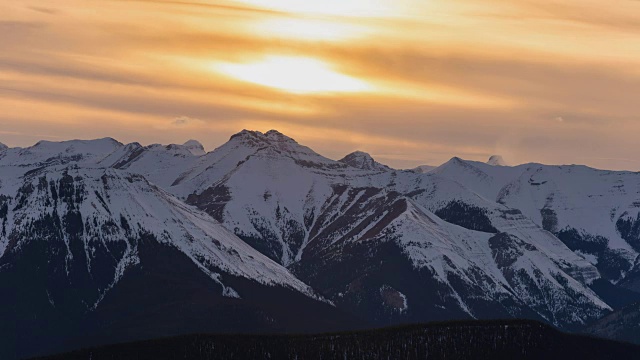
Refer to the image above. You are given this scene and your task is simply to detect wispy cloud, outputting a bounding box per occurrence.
[27,6,58,15]
[0,0,639,170]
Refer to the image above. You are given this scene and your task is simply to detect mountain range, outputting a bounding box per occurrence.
[2,130,640,358]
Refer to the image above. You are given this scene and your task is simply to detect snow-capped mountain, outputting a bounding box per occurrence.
[0,166,319,295]
[430,158,640,286]
[116,130,627,329]
[0,142,8,151]
[4,130,640,357]
[183,139,206,156]
[339,151,392,172]
[0,137,123,169]
[0,141,355,359]
[408,164,437,174]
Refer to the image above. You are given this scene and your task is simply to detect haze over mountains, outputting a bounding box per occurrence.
[2,130,640,358]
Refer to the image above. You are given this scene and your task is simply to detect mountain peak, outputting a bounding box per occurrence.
[25,138,124,161]
[431,157,476,175]
[183,139,205,156]
[409,165,436,174]
[229,129,298,145]
[33,137,123,148]
[217,129,340,171]
[339,151,392,171]
[351,150,371,157]
[229,129,259,141]
[264,129,290,140]
[449,156,466,164]
[0,142,7,151]
[228,129,303,150]
[487,155,508,166]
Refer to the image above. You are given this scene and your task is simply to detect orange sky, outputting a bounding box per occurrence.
[2,0,640,169]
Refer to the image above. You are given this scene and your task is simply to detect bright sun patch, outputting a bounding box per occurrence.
[232,0,397,17]
[256,18,367,42]
[212,56,371,94]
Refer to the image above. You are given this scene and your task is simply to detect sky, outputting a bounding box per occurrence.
[1,0,640,170]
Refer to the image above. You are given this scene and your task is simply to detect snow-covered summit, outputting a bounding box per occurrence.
[183,140,206,156]
[33,137,123,152]
[223,129,341,169]
[229,129,300,151]
[264,129,296,142]
[339,151,392,172]
[408,165,436,174]
[487,155,508,166]
[432,157,486,176]
[0,137,124,169]
[0,142,7,151]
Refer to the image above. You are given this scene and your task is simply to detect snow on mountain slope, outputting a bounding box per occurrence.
[159,131,611,328]
[1,131,636,332]
[0,165,320,301]
[292,190,609,327]
[0,138,127,201]
[0,159,361,359]
[100,142,200,189]
[497,166,639,243]
[0,138,206,193]
[395,201,609,324]
[432,157,640,283]
[408,165,437,174]
[169,130,410,265]
[430,157,523,202]
[168,130,352,198]
[188,147,336,265]
[0,142,7,151]
[339,151,392,172]
[402,174,601,284]
[159,133,600,285]
[0,138,123,169]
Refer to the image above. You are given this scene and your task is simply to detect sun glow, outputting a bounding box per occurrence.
[232,0,398,17]
[256,18,367,41]
[212,56,371,94]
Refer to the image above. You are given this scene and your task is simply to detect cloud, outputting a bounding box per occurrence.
[112,0,287,15]
[28,6,58,15]
[2,0,640,170]
[171,116,203,127]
